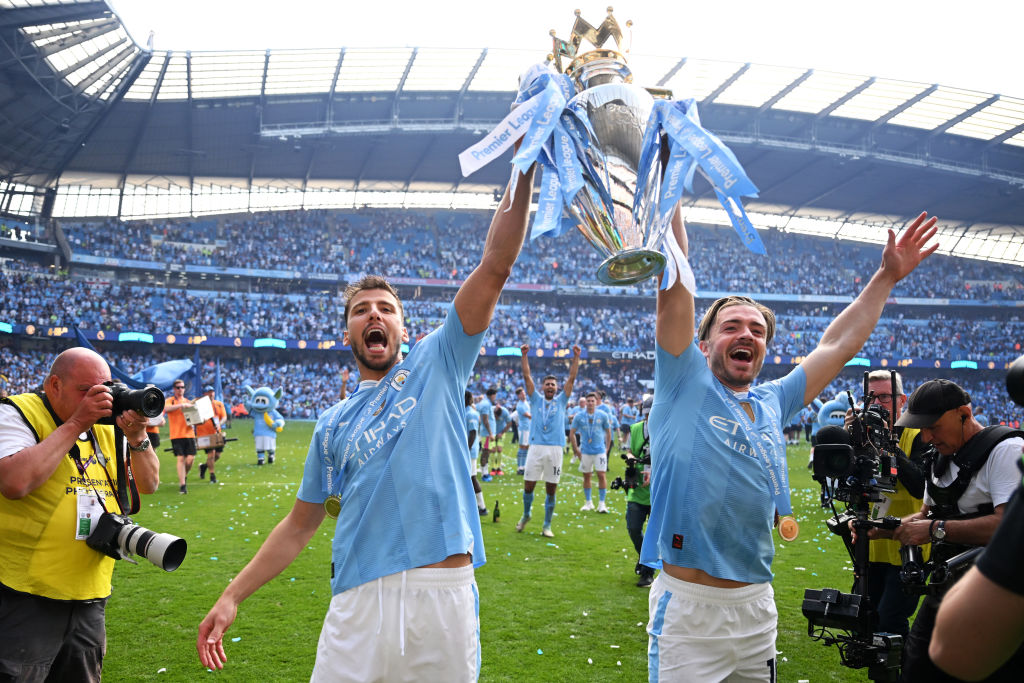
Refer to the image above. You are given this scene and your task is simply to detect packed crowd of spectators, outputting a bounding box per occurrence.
[1,344,1018,427]
[2,258,1021,363]
[4,206,1021,422]
[58,208,1023,301]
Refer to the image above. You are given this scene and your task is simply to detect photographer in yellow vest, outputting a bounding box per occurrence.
[0,347,159,681]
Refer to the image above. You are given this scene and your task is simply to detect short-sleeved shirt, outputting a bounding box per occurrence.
[166,396,195,440]
[923,438,1023,514]
[476,398,493,437]
[516,399,532,434]
[597,403,616,426]
[977,471,1024,596]
[465,406,480,460]
[620,404,639,427]
[571,410,612,455]
[298,304,485,595]
[195,399,227,438]
[529,391,569,447]
[492,406,510,435]
[641,341,805,583]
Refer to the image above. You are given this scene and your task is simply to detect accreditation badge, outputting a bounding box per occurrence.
[76,488,106,540]
[778,515,800,542]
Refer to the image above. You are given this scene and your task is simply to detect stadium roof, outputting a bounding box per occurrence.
[1,0,1023,265]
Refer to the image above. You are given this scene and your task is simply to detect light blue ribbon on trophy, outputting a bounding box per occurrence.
[632,98,763,291]
[658,99,764,253]
[459,64,578,233]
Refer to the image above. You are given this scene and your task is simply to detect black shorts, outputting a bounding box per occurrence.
[148,432,161,449]
[171,438,197,457]
[0,583,106,682]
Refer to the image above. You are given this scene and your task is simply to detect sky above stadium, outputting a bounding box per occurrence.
[108,0,1021,99]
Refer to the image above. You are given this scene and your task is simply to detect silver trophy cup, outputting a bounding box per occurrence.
[565,74,667,285]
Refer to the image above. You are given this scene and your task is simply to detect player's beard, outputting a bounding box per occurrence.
[350,336,402,374]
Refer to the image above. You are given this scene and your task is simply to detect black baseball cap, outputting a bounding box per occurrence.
[895,379,971,428]
[203,385,215,392]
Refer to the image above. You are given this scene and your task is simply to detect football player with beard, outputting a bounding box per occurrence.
[198,161,536,681]
[642,209,938,682]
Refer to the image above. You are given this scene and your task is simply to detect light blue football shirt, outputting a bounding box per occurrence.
[515,399,532,434]
[298,304,485,595]
[570,410,612,454]
[529,391,568,446]
[620,403,639,427]
[641,340,805,584]
[476,397,493,437]
[492,405,510,435]
[465,405,480,459]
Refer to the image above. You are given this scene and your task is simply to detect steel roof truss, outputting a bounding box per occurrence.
[35,18,118,59]
[393,48,417,122]
[701,63,749,107]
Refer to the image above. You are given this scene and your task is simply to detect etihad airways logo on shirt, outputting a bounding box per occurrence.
[354,396,418,465]
[707,415,774,458]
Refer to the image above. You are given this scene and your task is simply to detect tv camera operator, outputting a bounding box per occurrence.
[880,379,1023,682]
[0,348,161,681]
[845,370,931,640]
[613,394,654,587]
[929,355,1024,681]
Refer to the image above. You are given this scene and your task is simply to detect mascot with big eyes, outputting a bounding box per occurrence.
[244,385,285,465]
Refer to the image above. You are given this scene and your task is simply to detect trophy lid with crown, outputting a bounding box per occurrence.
[549,7,634,90]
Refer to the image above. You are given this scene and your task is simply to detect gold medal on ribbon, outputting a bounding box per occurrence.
[324,495,342,519]
[778,516,799,542]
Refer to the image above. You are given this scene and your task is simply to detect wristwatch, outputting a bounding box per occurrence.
[931,519,947,542]
[128,438,151,452]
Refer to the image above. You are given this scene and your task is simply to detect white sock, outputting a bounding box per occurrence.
[476,492,485,508]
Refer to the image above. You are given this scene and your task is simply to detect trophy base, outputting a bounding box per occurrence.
[597,249,666,286]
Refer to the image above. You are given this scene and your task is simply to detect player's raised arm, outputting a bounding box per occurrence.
[800,212,938,404]
[521,343,535,396]
[563,345,581,397]
[655,207,692,356]
[454,164,536,336]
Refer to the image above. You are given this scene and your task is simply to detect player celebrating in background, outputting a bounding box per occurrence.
[570,392,613,513]
[517,343,580,537]
[514,387,531,475]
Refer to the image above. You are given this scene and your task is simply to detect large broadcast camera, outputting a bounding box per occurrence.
[802,370,907,681]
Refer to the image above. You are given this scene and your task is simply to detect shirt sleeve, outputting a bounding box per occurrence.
[0,403,36,459]
[984,439,1024,509]
[976,484,1024,595]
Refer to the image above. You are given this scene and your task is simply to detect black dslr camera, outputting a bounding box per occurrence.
[610,453,647,491]
[611,425,650,491]
[86,511,187,572]
[98,380,165,426]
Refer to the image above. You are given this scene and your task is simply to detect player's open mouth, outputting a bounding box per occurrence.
[365,328,387,352]
[730,347,754,363]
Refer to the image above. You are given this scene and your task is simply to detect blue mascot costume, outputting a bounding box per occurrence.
[244,385,285,465]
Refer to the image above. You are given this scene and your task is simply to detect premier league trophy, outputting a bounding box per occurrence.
[547,11,667,285]
[459,8,762,287]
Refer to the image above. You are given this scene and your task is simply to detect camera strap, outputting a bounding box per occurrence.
[928,426,1024,511]
[114,425,141,515]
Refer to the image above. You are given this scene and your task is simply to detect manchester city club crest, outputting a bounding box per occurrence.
[390,369,411,391]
